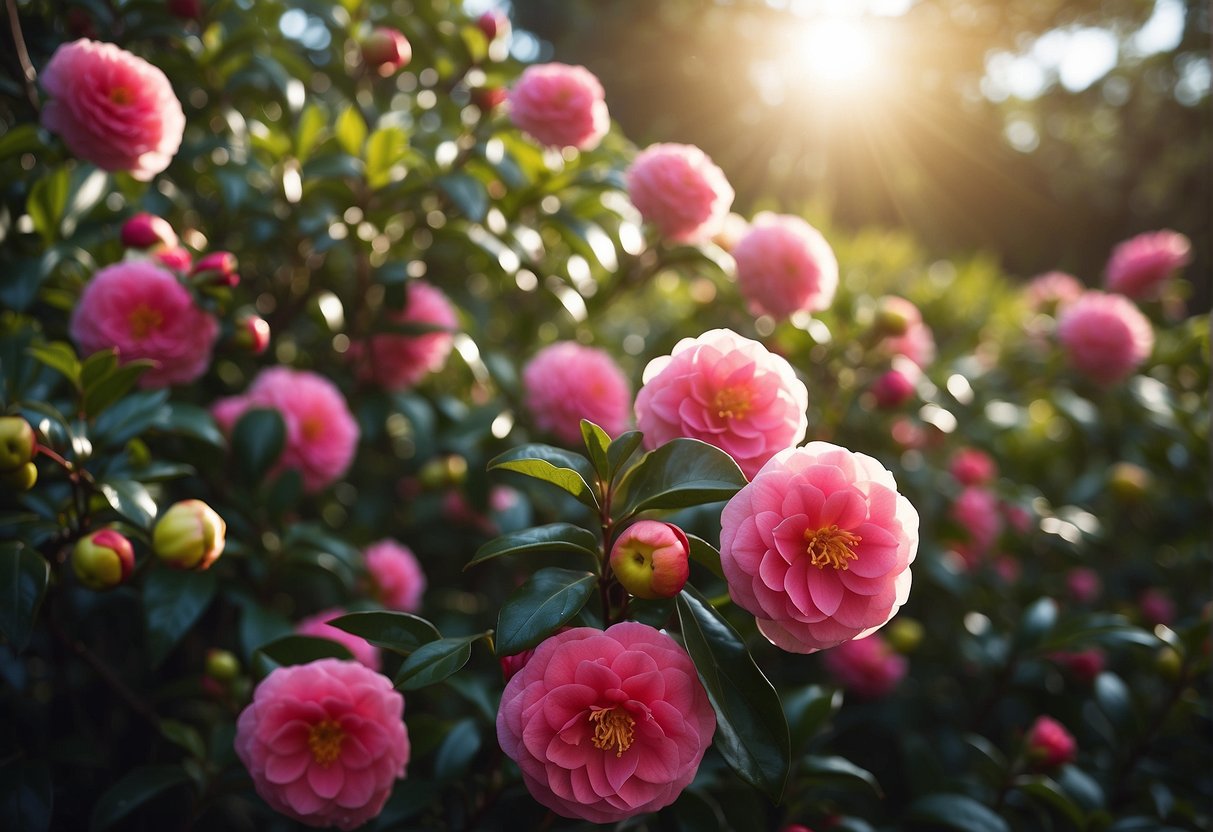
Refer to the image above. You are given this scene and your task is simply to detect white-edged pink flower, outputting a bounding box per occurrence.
[720,442,919,653]
[41,39,185,180]
[351,281,458,390]
[626,143,734,244]
[295,608,381,672]
[635,329,808,479]
[1105,230,1191,300]
[364,540,426,613]
[70,261,218,387]
[508,63,609,150]
[732,213,838,319]
[1057,291,1154,385]
[523,342,632,445]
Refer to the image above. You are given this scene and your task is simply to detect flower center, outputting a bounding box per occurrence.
[301,416,324,441]
[588,707,635,757]
[127,304,164,339]
[109,86,134,105]
[713,386,752,420]
[804,525,862,570]
[307,719,345,767]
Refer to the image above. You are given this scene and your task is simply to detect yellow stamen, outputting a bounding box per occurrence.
[307,719,345,767]
[713,387,752,420]
[804,525,862,570]
[588,707,635,757]
[127,305,164,339]
[109,86,134,105]
[301,416,324,441]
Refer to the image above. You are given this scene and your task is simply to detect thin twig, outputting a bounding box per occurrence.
[5,0,40,112]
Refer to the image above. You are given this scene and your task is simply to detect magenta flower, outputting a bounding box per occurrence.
[732,213,838,319]
[1025,716,1077,769]
[870,367,916,410]
[821,633,907,699]
[720,442,919,653]
[120,212,177,249]
[40,39,184,180]
[626,143,734,244]
[950,486,1003,554]
[295,608,381,672]
[235,659,409,830]
[949,448,996,486]
[1065,567,1102,604]
[1057,291,1154,385]
[523,342,632,445]
[70,261,218,387]
[212,367,359,492]
[351,281,458,391]
[508,63,609,150]
[364,540,426,614]
[1105,229,1191,300]
[1024,271,1084,313]
[635,329,808,479]
[496,623,715,823]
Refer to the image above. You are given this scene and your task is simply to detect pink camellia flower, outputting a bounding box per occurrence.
[1050,649,1105,684]
[871,368,916,410]
[477,10,510,42]
[732,213,838,319]
[70,261,218,387]
[361,27,412,76]
[523,342,632,445]
[992,554,1021,584]
[949,448,996,486]
[212,367,359,492]
[499,648,535,682]
[350,281,458,391]
[1139,588,1176,627]
[635,329,808,479]
[1105,230,1191,300]
[191,251,239,286]
[364,540,426,614]
[40,39,185,181]
[295,608,381,672]
[876,297,936,368]
[120,212,177,249]
[626,143,734,244]
[1003,502,1034,535]
[1057,291,1154,385]
[1025,716,1077,769]
[155,246,193,271]
[1066,567,1102,605]
[235,659,409,830]
[950,486,1003,554]
[508,63,609,150]
[496,623,716,823]
[1025,271,1084,314]
[821,633,907,699]
[720,442,919,653]
[609,520,691,600]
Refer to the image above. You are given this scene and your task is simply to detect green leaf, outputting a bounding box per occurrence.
[231,408,286,485]
[489,444,599,509]
[335,104,367,155]
[295,102,326,163]
[433,718,481,782]
[606,430,644,481]
[438,172,488,222]
[580,420,611,480]
[685,533,724,579]
[1037,612,1159,652]
[99,480,157,529]
[786,684,842,753]
[27,167,70,244]
[90,766,190,832]
[61,167,110,238]
[394,633,483,690]
[253,635,354,676]
[153,403,225,447]
[91,389,170,448]
[365,126,408,189]
[618,438,747,518]
[1094,671,1133,728]
[0,123,43,160]
[1013,775,1085,828]
[801,755,883,797]
[83,360,156,418]
[496,567,597,656]
[159,719,206,760]
[1015,597,1058,649]
[675,586,789,802]
[1057,764,1104,811]
[905,794,1010,832]
[467,523,601,571]
[144,569,217,668]
[0,542,50,652]
[26,342,81,390]
[327,611,441,654]
[81,348,120,390]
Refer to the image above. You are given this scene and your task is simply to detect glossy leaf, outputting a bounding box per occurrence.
[144,569,217,668]
[606,430,644,481]
[685,533,724,579]
[438,172,489,222]
[82,360,156,418]
[395,633,483,690]
[26,341,81,390]
[905,794,1010,832]
[801,755,883,796]
[433,718,482,782]
[99,480,157,529]
[467,522,601,570]
[618,438,746,518]
[488,444,599,509]
[231,408,286,485]
[0,542,50,652]
[496,567,597,656]
[327,611,441,655]
[253,635,354,676]
[580,419,611,480]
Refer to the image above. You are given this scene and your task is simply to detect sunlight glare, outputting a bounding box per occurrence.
[793,18,878,86]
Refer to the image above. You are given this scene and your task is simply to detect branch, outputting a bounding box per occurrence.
[5,0,40,112]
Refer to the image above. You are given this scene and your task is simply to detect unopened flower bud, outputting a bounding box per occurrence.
[233,312,271,355]
[153,499,226,570]
[362,28,412,75]
[472,86,508,111]
[155,246,193,272]
[870,369,915,409]
[873,296,912,337]
[609,520,690,600]
[168,0,204,20]
[191,251,239,287]
[72,529,135,590]
[120,212,178,249]
[1107,461,1151,502]
[886,617,924,653]
[205,648,241,682]
[477,11,510,42]
[0,416,37,471]
[1025,716,1076,768]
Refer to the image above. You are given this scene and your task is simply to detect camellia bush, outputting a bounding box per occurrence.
[1,1,1209,831]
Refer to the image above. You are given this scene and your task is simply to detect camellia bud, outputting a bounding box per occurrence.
[472,86,508,111]
[191,251,239,287]
[362,27,412,76]
[155,246,193,272]
[609,520,690,600]
[120,212,178,249]
[0,462,38,491]
[477,10,510,42]
[152,499,226,570]
[1025,715,1077,769]
[872,295,912,337]
[205,648,241,682]
[0,416,37,471]
[1107,461,1151,503]
[870,368,915,409]
[168,0,204,20]
[72,529,135,590]
[233,312,271,355]
[886,617,924,653]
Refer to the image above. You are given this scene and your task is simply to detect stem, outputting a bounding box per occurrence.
[4,0,39,112]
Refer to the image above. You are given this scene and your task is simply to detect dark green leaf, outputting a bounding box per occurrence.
[489,444,599,509]
[327,611,441,655]
[1057,764,1104,811]
[801,755,883,797]
[144,569,217,668]
[906,794,1010,832]
[0,123,42,160]
[159,720,206,760]
[99,480,157,529]
[26,342,81,390]
[580,419,611,480]
[438,172,488,222]
[0,757,51,832]
[496,568,597,656]
[27,167,70,244]
[92,389,170,448]
[786,684,842,753]
[1016,597,1058,649]
[83,361,156,418]
[606,430,644,481]
[394,634,482,690]
[618,439,746,518]
[153,403,225,446]
[89,766,190,832]
[685,533,724,579]
[253,635,354,676]
[81,349,120,390]
[1094,672,1133,728]
[1013,775,1085,828]
[0,542,49,652]
[61,167,109,237]
[467,523,601,570]
[433,718,481,781]
[232,408,286,485]
[675,586,789,802]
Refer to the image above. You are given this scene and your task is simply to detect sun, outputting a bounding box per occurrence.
[787,17,881,89]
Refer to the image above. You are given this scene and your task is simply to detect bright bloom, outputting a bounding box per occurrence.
[1057,291,1154,385]
[626,143,734,244]
[1025,271,1084,313]
[1105,230,1191,300]
[720,442,919,653]
[212,367,359,492]
[295,609,381,672]
[1025,716,1077,768]
[949,448,996,486]
[821,633,907,699]
[364,540,426,613]
[609,520,691,600]
[496,623,715,823]
[870,367,916,410]
[70,261,218,387]
[523,342,632,445]
[508,63,609,150]
[732,213,838,319]
[950,486,1003,554]
[40,39,185,180]
[635,329,808,479]
[120,213,177,249]
[876,297,935,368]
[235,659,409,830]
[351,281,458,390]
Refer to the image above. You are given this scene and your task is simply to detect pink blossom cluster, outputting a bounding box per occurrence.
[351,281,458,390]
[522,342,632,445]
[508,63,609,150]
[1057,291,1154,385]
